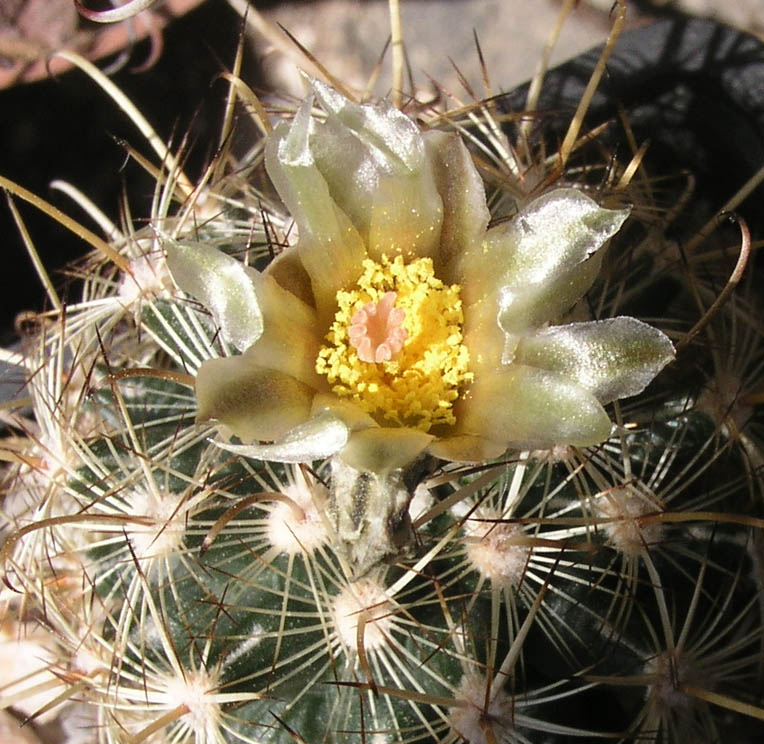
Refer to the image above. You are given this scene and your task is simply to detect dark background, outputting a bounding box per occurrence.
[0,0,248,344]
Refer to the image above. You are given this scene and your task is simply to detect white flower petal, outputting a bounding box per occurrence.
[309,83,444,262]
[214,412,349,463]
[497,249,605,339]
[515,317,675,403]
[366,172,443,261]
[312,79,424,171]
[166,238,318,365]
[458,189,629,334]
[456,363,613,448]
[310,393,377,430]
[166,239,264,351]
[265,97,366,323]
[497,188,629,286]
[425,130,491,275]
[215,415,348,462]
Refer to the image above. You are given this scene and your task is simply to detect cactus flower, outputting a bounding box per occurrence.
[166,81,674,575]
[168,81,673,468]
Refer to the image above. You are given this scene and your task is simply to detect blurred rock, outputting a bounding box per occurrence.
[251,0,626,98]
[586,0,764,34]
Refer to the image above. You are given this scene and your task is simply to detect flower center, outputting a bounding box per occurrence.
[348,291,408,363]
[316,255,472,432]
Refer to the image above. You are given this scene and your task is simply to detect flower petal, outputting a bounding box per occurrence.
[428,434,506,463]
[265,248,314,308]
[366,171,443,262]
[458,188,629,335]
[265,95,366,323]
[196,357,315,442]
[214,410,349,463]
[165,238,264,351]
[312,79,424,171]
[166,238,319,371]
[496,250,605,340]
[515,317,675,403]
[461,294,514,375]
[492,188,628,287]
[456,364,612,448]
[339,427,434,473]
[424,130,491,277]
[310,81,443,262]
[310,393,377,430]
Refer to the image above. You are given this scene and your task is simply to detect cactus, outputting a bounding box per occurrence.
[1,2,763,742]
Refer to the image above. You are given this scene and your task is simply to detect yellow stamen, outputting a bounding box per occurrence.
[316,255,472,431]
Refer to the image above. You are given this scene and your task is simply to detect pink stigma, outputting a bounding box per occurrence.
[348,291,408,363]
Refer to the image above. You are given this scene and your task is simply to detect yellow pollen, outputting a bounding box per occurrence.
[316,255,472,431]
